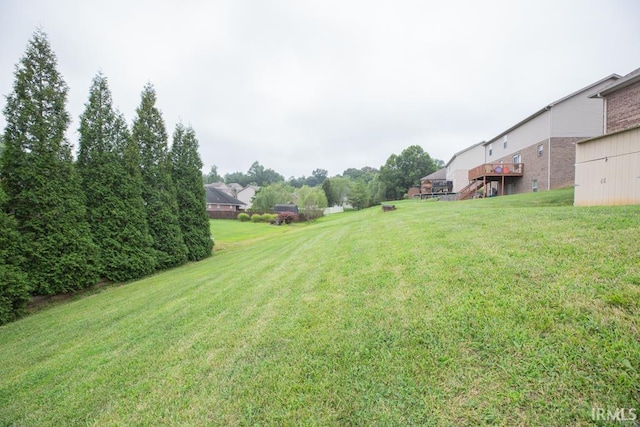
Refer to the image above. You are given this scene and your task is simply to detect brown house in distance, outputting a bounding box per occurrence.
[204,185,246,218]
[418,168,453,199]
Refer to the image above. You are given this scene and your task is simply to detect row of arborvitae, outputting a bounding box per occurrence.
[0,30,213,325]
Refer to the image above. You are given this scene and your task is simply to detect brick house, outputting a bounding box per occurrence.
[575,67,640,206]
[594,67,640,133]
[204,185,246,215]
[457,74,621,199]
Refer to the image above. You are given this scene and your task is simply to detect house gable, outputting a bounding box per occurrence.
[204,185,246,211]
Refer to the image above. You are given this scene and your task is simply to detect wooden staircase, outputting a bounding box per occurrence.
[456,181,484,200]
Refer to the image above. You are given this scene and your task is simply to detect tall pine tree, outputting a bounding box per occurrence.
[132,84,187,270]
[171,123,213,261]
[0,185,30,325]
[1,30,99,295]
[77,73,156,281]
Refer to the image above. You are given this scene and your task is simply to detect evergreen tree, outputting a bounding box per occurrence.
[203,165,223,184]
[348,179,369,210]
[77,73,156,281]
[0,185,30,325]
[0,30,99,295]
[132,84,187,269]
[170,123,213,261]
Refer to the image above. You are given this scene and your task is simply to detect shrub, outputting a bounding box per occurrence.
[238,213,250,222]
[277,212,298,225]
[299,209,324,222]
[251,214,263,223]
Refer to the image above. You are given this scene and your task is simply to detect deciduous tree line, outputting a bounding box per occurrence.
[250,144,442,213]
[0,31,212,324]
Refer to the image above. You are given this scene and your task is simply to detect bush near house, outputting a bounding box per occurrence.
[251,214,263,223]
[237,213,250,222]
[263,214,278,223]
[277,212,298,224]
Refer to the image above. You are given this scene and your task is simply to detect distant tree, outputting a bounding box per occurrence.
[0,185,29,325]
[324,177,352,206]
[288,176,305,188]
[348,179,369,210]
[304,175,320,187]
[367,174,386,206]
[379,145,438,200]
[321,179,334,205]
[203,165,223,184]
[247,161,284,186]
[311,168,328,185]
[343,166,378,183]
[0,30,99,295]
[170,123,213,261]
[224,171,251,187]
[251,183,294,212]
[296,185,328,220]
[77,72,156,281]
[132,83,187,270]
[434,158,445,168]
[288,169,328,188]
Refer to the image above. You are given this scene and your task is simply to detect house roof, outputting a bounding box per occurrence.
[421,167,446,181]
[206,182,229,189]
[238,185,260,194]
[590,67,640,98]
[482,73,622,146]
[204,186,246,206]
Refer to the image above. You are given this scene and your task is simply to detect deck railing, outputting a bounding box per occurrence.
[468,163,524,181]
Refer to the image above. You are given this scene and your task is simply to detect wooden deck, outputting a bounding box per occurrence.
[468,163,524,181]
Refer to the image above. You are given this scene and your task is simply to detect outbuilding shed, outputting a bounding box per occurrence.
[574,126,640,206]
[575,67,640,206]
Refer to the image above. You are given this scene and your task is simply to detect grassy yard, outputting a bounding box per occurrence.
[1,188,639,426]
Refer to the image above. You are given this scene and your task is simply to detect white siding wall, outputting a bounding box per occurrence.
[485,110,550,160]
[237,187,257,208]
[575,127,640,206]
[446,144,485,192]
[551,92,605,137]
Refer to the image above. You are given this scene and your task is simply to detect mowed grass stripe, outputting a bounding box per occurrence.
[0,188,639,426]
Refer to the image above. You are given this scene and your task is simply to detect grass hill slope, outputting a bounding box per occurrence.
[1,188,638,425]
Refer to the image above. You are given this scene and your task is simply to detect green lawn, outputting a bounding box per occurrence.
[1,188,639,426]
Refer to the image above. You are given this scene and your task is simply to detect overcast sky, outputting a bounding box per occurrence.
[1,0,639,178]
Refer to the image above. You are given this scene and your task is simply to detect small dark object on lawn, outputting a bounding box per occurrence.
[382,205,396,212]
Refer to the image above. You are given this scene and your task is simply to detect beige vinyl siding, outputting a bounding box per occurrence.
[485,111,550,160]
[574,126,640,206]
[446,144,485,192]
[551,92,605,137]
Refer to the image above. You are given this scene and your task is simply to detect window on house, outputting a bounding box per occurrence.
[538,144,544,157]
[489,144,493,156]
[513,154,521,164]
[503,135,508,149]
[532,179,538,192]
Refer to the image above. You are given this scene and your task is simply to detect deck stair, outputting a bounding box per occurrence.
[457,181,484,200]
